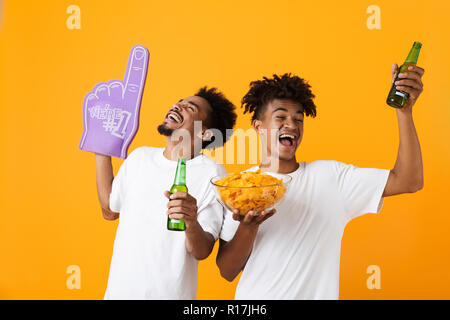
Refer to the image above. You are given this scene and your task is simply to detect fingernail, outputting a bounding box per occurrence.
[134,48,145,60]
[408,66,413,70]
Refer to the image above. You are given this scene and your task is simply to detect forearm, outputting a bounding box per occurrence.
[95,154,119,219]
[216,225,258,282]
[185,221,215,260]
[392,110,423,191]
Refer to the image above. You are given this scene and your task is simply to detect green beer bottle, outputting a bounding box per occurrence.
[167,158,187,231]
[387,42,422,108]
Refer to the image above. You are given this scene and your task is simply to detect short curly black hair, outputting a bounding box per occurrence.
[241,73,317,121]
[195,86,237,149]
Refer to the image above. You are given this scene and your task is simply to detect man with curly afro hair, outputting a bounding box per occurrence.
[217,68,425,299]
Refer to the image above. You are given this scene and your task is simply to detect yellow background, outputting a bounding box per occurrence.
[1,0,449,299]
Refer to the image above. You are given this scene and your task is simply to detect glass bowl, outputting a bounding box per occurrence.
[210,172,292,215]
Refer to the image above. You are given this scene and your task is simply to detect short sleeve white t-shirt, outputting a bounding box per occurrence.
[219,160,390,300]
[104,147,226,300]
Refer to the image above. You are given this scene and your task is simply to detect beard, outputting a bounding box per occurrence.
[157,123,174,136]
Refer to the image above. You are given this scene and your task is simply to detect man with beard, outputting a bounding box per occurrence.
[96,87,236,299]
[217,66,424,299]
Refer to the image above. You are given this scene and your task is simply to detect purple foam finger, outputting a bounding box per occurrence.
[123,45,148,104]
[79,45,150,158]
[121,45,149,158]
[108,80,124,101]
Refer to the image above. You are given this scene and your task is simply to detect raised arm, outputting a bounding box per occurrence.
[95,154,120,220]
[382,64,424,197]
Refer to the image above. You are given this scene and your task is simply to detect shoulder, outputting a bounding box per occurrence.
[199,154,227,176]
[305,160,347,171]
[305,160,356,180]
[127,146,160,160]
[122,147,161,169]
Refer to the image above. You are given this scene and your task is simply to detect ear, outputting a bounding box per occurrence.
[201,129,213,141]
[252,119,262,134]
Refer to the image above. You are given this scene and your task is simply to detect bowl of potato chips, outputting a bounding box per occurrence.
[210,169,292,215]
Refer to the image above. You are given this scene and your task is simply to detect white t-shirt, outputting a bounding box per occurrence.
[104,147,226,300]
[219,160,390,300]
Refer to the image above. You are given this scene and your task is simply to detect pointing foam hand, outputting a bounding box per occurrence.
[79,45,149,158]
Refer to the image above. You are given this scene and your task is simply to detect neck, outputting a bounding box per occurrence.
[260,157,299,174]
[163,136,200,161]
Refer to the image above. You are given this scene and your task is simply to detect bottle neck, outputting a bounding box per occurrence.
[405,42,422,64]
[173,158,186,186]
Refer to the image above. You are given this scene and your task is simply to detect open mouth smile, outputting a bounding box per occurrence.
[166,110,184,124]
[278,132,298,148]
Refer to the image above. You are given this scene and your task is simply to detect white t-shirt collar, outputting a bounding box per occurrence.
[155,148,206,167]
[251,161,306,178]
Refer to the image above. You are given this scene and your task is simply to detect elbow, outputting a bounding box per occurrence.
[186,239,214,261]
[102,208,119,221]
[412,182,424,193]
[186,243,212,261]
[406,180,424,193]
[411,175,424,193]
[190,251,209,261]
[216,259,238,282]
[220,270,237,282]
[415,179,424,192]
[391,170,424,194]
